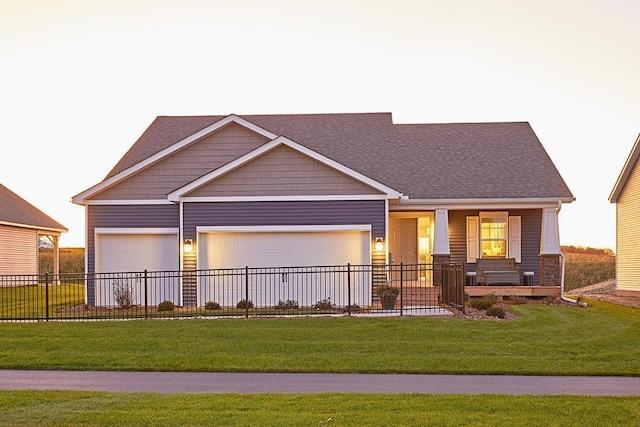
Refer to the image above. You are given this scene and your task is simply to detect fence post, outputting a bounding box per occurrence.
[460,263,466,314]
[347,263,352,316]
[400,262,403,316]
[245,266,249,319]
[144,270,149,319]
[45,272,50,322]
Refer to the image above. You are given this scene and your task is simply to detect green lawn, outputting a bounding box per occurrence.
[1,300,639,375]
[0,391,638,426]
[1,299,638,426]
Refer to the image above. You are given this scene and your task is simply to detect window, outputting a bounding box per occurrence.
[467,213,521,263]
[480,212,507,257]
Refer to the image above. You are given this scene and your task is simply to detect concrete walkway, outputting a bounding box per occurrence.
[1,370,639,395]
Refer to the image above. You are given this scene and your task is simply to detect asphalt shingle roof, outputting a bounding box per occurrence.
[104,113,574,201]
[0,184,67,232]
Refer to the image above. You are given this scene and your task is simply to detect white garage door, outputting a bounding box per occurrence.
[199,230,370,269]
[95,232,179,306]
[197,229,371,308]
[96,233,178,273]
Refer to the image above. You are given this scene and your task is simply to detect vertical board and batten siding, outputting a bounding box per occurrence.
[86,204,180,275]
[449,209,542,285]
[0,225,38,275]
[183,200,386,242]
[616,160,640,292]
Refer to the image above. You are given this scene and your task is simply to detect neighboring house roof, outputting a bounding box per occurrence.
[609,134,640,203]
[83,112,574,202]
[0,184,68,233]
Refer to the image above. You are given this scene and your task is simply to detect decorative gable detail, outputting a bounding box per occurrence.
[169,137,402,202]
[184,145,384,198]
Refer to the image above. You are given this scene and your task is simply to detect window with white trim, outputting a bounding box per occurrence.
[467,212,521,263]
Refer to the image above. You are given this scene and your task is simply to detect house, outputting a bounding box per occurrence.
[72,113,574,306]
[0,183,67,275]
[609,133,640,296]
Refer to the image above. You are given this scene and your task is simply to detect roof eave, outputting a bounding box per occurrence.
[392,197,575,211]
[609,134,640,203]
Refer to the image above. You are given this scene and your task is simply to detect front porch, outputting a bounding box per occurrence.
[465,285,561,299]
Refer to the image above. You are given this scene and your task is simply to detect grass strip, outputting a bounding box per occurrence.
[0,391,638,426]
[0,300,638,376]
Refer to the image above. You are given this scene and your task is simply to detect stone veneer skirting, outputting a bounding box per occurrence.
[539,254,561,287]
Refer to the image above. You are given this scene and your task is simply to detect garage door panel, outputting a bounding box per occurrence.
[95,233,179,306]
[198,230,371,307]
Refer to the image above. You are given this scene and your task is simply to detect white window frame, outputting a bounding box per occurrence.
[467,213,521,263]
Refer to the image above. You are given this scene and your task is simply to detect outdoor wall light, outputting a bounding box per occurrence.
[374,237,384,252]
[184,238,194,253]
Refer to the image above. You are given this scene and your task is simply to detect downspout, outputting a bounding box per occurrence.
[556,201,577,304]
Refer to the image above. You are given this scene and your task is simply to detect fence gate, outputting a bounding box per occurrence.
[439,263,465,313]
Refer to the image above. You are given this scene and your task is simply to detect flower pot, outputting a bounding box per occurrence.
[380,294,398,310]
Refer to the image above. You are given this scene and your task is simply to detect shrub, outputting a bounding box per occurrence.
[274,299,299,310]
[113,278,134,309]
[205,301,221,310]
[483,293,499,305]
[236,299,254,309]
[157,300,175,312]
[313,297,336,310]
[486,306,506,318]
[469,297,494,310]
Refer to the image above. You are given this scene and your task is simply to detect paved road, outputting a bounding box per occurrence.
[1,370,639,395]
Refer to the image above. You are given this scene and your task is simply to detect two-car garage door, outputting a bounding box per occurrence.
[198,229,371,269]
[197,228,372,307]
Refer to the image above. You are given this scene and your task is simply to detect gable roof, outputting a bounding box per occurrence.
[609,134,640,203]
[167,136,401,201]
[0,184,67,233]
[77,112,574,203]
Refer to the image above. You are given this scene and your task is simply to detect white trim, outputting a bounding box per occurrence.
[540,207,561,254]
[610,133,640,203]
[95,227,179,235]
[83,199,175,206]
[433,208,450,255]
[168,136,402,201]
[466,216,479,263]
[197,225,372,233]
[178,194,390,203]
[72,115,278,205]
[0,221,66,233]
[392,198,573,211]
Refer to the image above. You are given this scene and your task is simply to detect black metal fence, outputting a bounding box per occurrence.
[0,263,464,321]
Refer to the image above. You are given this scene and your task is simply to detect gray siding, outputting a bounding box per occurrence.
[91,123,269,200]
[183,200,386,239]
[449,209,542,285]
[187,145,382,197]
[86,204,180,275]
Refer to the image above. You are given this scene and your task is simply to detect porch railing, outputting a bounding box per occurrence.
[0,263,464,321]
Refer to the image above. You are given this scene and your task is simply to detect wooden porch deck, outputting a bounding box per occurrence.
[465,286,561,299]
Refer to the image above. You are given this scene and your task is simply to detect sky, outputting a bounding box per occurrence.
[1,0,638,250]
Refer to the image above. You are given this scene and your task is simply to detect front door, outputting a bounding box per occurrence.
[390,218,418,281]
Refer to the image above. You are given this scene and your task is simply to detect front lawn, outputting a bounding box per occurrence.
[0,299,638,376]
[0,391,638,426]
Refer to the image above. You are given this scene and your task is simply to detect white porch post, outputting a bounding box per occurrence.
[433,208,451,255]
[539,206,562,288]
[540,207,561,254]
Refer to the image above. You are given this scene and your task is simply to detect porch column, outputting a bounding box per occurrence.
[432,209,451,291]
[539,207,561,287]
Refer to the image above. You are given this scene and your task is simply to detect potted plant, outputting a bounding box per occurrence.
[376,283,399,310]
